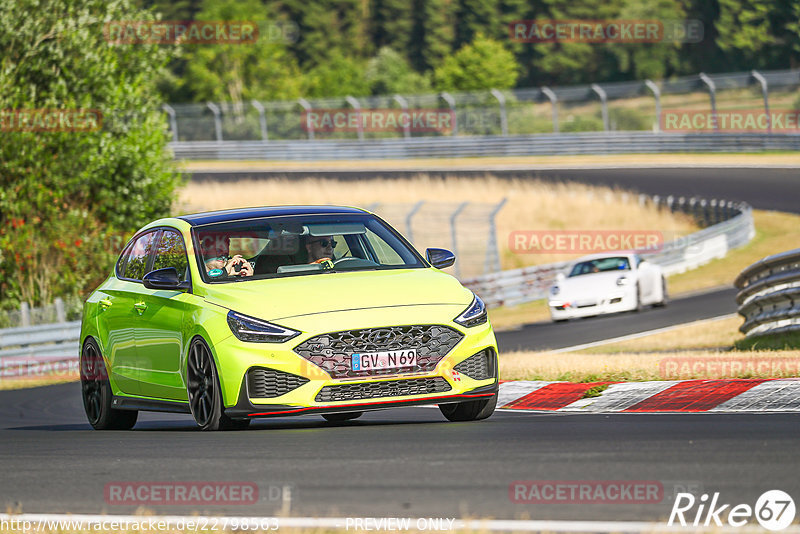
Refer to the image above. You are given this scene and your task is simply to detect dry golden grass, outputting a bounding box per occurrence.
[500,349,800,382]
[487,300,551,331]
[178,176,697,271]
[0,375,78,391]
[580,315,742,354]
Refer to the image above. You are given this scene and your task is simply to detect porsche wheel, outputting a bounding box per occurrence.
[439,393,497,422]
[653,276,668,307]
[81,338,137,430]
[187,338,248,430]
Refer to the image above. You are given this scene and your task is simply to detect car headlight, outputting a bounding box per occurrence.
[551,285,560,296]
[227,311,301,343]
[454,294,487,328]
[616,275,630,286]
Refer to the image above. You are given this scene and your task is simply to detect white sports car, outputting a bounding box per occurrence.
[548,253,667,321]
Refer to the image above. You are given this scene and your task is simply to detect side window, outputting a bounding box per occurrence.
[152,230,189,282]
[123,231,157,281]
[364,228,404,265]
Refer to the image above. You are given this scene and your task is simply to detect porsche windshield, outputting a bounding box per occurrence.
[568,256,631,277]
[192,213,425,282]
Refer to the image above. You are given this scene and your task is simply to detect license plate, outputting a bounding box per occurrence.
[351,349,417,371]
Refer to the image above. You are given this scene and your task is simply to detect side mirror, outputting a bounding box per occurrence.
[425,248,456,269]
[556,272,566,282]
[143,267,188,291]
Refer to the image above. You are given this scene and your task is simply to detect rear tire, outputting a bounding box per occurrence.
[187,338,244,431]
[80,338,138,430]
[322,412,363,422]
[439,393,498,422]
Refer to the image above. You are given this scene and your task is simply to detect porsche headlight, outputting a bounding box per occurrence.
[454,294,487,328]
[227,311,301,343]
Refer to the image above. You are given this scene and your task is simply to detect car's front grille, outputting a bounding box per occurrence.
[454,349,496,381]
[315,377,451,403]
[294,325,463,378]
[247,367,309,398]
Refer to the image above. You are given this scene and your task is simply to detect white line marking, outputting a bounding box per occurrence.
[548,314,737,354]
[1,513,793,533]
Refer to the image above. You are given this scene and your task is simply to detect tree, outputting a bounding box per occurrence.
[304,52,370,97]
[366,47,431,95]
[433,35,519,91]
[0,0,181,308]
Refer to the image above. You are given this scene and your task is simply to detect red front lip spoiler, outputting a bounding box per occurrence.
[246,392,496,417]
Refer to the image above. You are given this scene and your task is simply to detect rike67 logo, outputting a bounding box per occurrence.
[669,490,796,531]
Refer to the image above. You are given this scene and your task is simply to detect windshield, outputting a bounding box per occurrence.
[568,256,631,277]
[192,213,425,282]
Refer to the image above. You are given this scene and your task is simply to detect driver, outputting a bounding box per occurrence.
[306,236,336,264]
[201,237,254,278]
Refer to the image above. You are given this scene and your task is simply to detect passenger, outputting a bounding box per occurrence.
[202,238,253,277]
[305,236,336,264]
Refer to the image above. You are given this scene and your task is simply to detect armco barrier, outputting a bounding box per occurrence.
[169,132,800,160]
[464,196,754,308]
[0,321,80,378]
[736,249,800,338]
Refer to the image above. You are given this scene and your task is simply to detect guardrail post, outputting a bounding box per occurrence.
[484,198,507,274]
[699,73,718,132]
[206,102,223,142]
[490,89,508,136]
[439,92,458,136]
[20,302,30,328]
[393,95,411,138]
[541,87,559,133]
[405,201,425,244]
[449,202,469,278]
[345,96,364,141]
[251,100,269,141]
[644,80,661,132]
[751,70,771,132]
[591,84,610,131]
[162,104,178,142]
[55,298,66,323]
[297,98,314,140]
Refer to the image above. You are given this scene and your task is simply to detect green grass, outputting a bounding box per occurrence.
[735,331,800,351]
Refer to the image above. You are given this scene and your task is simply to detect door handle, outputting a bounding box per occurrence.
[99,299,112,310]
[134,302,147,314]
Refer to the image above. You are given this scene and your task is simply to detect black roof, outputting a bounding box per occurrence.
[178,205,367,226]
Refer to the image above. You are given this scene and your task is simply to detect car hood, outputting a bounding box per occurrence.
[554,271,631,297]
[199,268,473,321]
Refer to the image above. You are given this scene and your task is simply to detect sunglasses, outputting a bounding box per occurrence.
[310,239,337,248]
[206,255,229,263]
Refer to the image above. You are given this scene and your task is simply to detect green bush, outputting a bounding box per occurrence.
[0,0,183,310]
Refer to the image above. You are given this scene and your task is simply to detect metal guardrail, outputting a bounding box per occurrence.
[170,132,800,160]
[736,249,800,338]
[464,196,755,308]
[0,321,80,378]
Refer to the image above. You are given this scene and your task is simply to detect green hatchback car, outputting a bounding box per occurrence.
[80,206,499,430]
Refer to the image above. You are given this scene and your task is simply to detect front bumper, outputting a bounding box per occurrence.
[548,288,637,320]
[211,306,499,418]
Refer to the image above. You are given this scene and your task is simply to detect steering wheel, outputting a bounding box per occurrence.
[333,257,364,266]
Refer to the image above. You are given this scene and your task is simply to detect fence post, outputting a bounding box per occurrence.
[345,96,364,141]
[297,98,314,140]
[251,100,269,141]
[162,104,178,142]
[393,95,411,139]
[449,202,469,279]
[405,201,425,244]
[440,92,458,136]
[699,73,718,132]
[206,102,223,142]
[591,84,609,131]
[55,298,66,323]
[490,89,508,136]
[20,302,30,328]
[484,198,507,274]
[644,80,661,132]
[541,87,559,133]
[751,70,771,132]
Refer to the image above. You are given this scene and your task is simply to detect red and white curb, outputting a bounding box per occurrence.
[498,378,800,413]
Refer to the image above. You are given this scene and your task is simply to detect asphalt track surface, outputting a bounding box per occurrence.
[3,382,800,521]
[3,166,798,522]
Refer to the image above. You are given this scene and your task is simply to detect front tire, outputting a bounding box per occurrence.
[439,393,498,422]
[187,338,245,431]
[81,338,138,430]
[653,276,668,307]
